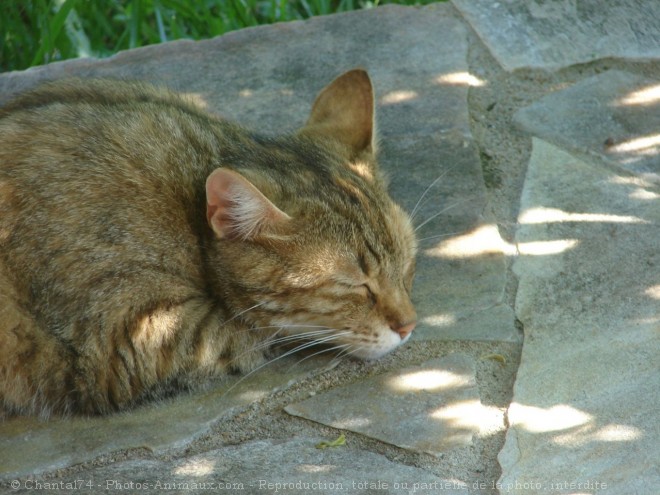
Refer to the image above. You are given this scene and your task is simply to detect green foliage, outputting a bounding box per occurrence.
[2,0,441,72]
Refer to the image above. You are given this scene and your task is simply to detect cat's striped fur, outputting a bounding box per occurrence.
[0,70,417,417]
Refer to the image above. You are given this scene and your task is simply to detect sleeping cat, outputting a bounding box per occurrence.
[0,69,417,417]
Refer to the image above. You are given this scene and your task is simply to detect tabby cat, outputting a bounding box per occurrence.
[0,69,417,417]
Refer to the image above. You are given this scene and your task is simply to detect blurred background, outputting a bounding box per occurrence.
[2,0,440,72]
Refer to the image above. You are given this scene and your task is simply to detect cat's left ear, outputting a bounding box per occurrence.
[206,168,290,240]
[301,69,375,157]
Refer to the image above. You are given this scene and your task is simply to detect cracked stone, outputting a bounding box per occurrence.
[515,70,660,184]
[19,437,469,495]
[452,0,660,71]
[286,354,502,456]
[499,139,660,492]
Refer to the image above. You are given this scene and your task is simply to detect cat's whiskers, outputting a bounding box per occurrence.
[220,301,267,327]
[228,328,338,365]
[414,199,466,233]
[416,231,465,243]
[286,342,353,371]
[410,167,453,221]
[221,330,352,397]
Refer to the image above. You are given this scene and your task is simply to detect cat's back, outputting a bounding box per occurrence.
[0,79,224,322]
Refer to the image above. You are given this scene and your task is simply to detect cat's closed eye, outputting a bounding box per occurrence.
[0,69,417,417]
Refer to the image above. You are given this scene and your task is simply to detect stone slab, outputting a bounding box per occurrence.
[0,4,505,346]
[0,357,333,480]
[417,304,520,343]
[499,139,660,492]
[452,0,660,71]
[285,354,503,456]
[515,70,660,183]
[11,437,468,495]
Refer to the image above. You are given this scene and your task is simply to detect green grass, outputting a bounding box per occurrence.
[2,0,440,73]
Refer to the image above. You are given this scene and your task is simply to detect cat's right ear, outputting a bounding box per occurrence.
[300,69,375,157]
[205,168,290,240]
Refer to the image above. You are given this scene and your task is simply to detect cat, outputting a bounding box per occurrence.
[0,69,417,418]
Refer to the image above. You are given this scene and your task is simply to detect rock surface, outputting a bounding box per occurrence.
[452,0,660,71]
[11,437,468,495]
[498,138,660,493]
[515,70,660,183]
[1,3,510,485]
[1,1,659,493]
[286,354,502,456]
[0,357,332,478]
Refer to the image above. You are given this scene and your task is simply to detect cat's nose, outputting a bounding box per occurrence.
[391,321,416,339]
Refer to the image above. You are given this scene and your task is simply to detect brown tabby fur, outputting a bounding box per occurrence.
[0,70,417,418]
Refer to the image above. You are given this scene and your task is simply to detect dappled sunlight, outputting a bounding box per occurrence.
[173,458,215,476]
[553,422,642,448]
[296,464,336,474]
[431,399,502,434]
[333,416,371,430]
[236,389,270,402]
[347,161,374,181]
[617,83,660,106]
[420,313,457,328]
[608,175,660,200]
[423,223,579,259]
[607,132,660,157]
[630,188,660,200]
[519,207,648,224]
[388,369,471,393]
[644,285,660,300]
[425,224,513,258]
[517,239,579,256]
[435,72,486,87]
[134,307,181,349]
[380,90,418,105]
[180,92,209,109]
[509,403,591,433]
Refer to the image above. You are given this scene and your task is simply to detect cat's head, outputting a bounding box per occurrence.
[206,70,417,360]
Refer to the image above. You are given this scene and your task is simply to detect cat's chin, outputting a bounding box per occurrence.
[349,331,411,361]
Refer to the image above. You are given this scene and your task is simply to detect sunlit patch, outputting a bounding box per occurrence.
[347,161,374,180]
[509,403,592,433]
[333,416,371,429]
[553,423,643,447]
[174,458,215,476]
[435,72,486,87]
[236,390,270,402]
[421,313,457,328]
[181,92,209,109]
[297,464,336,474]
[425,224,514,259]
[425,223,580,259]
[519,207,647,224]
[608,175,660,200]
[630,188,660,200]
[381,90,418,104]
[239,89,253,97]
[595,423,643,442]
[644,285,660,300]
[517,239,579,256]
[388,369,471,392]
[134,307,180,349]
[618,83,660,106]
[607,133,660,155]
[431,399,503,434]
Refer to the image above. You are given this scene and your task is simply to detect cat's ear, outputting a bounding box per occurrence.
[205,168,290,240]
[301,69,375,157]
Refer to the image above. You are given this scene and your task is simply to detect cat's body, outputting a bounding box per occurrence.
[0,70,416,417]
